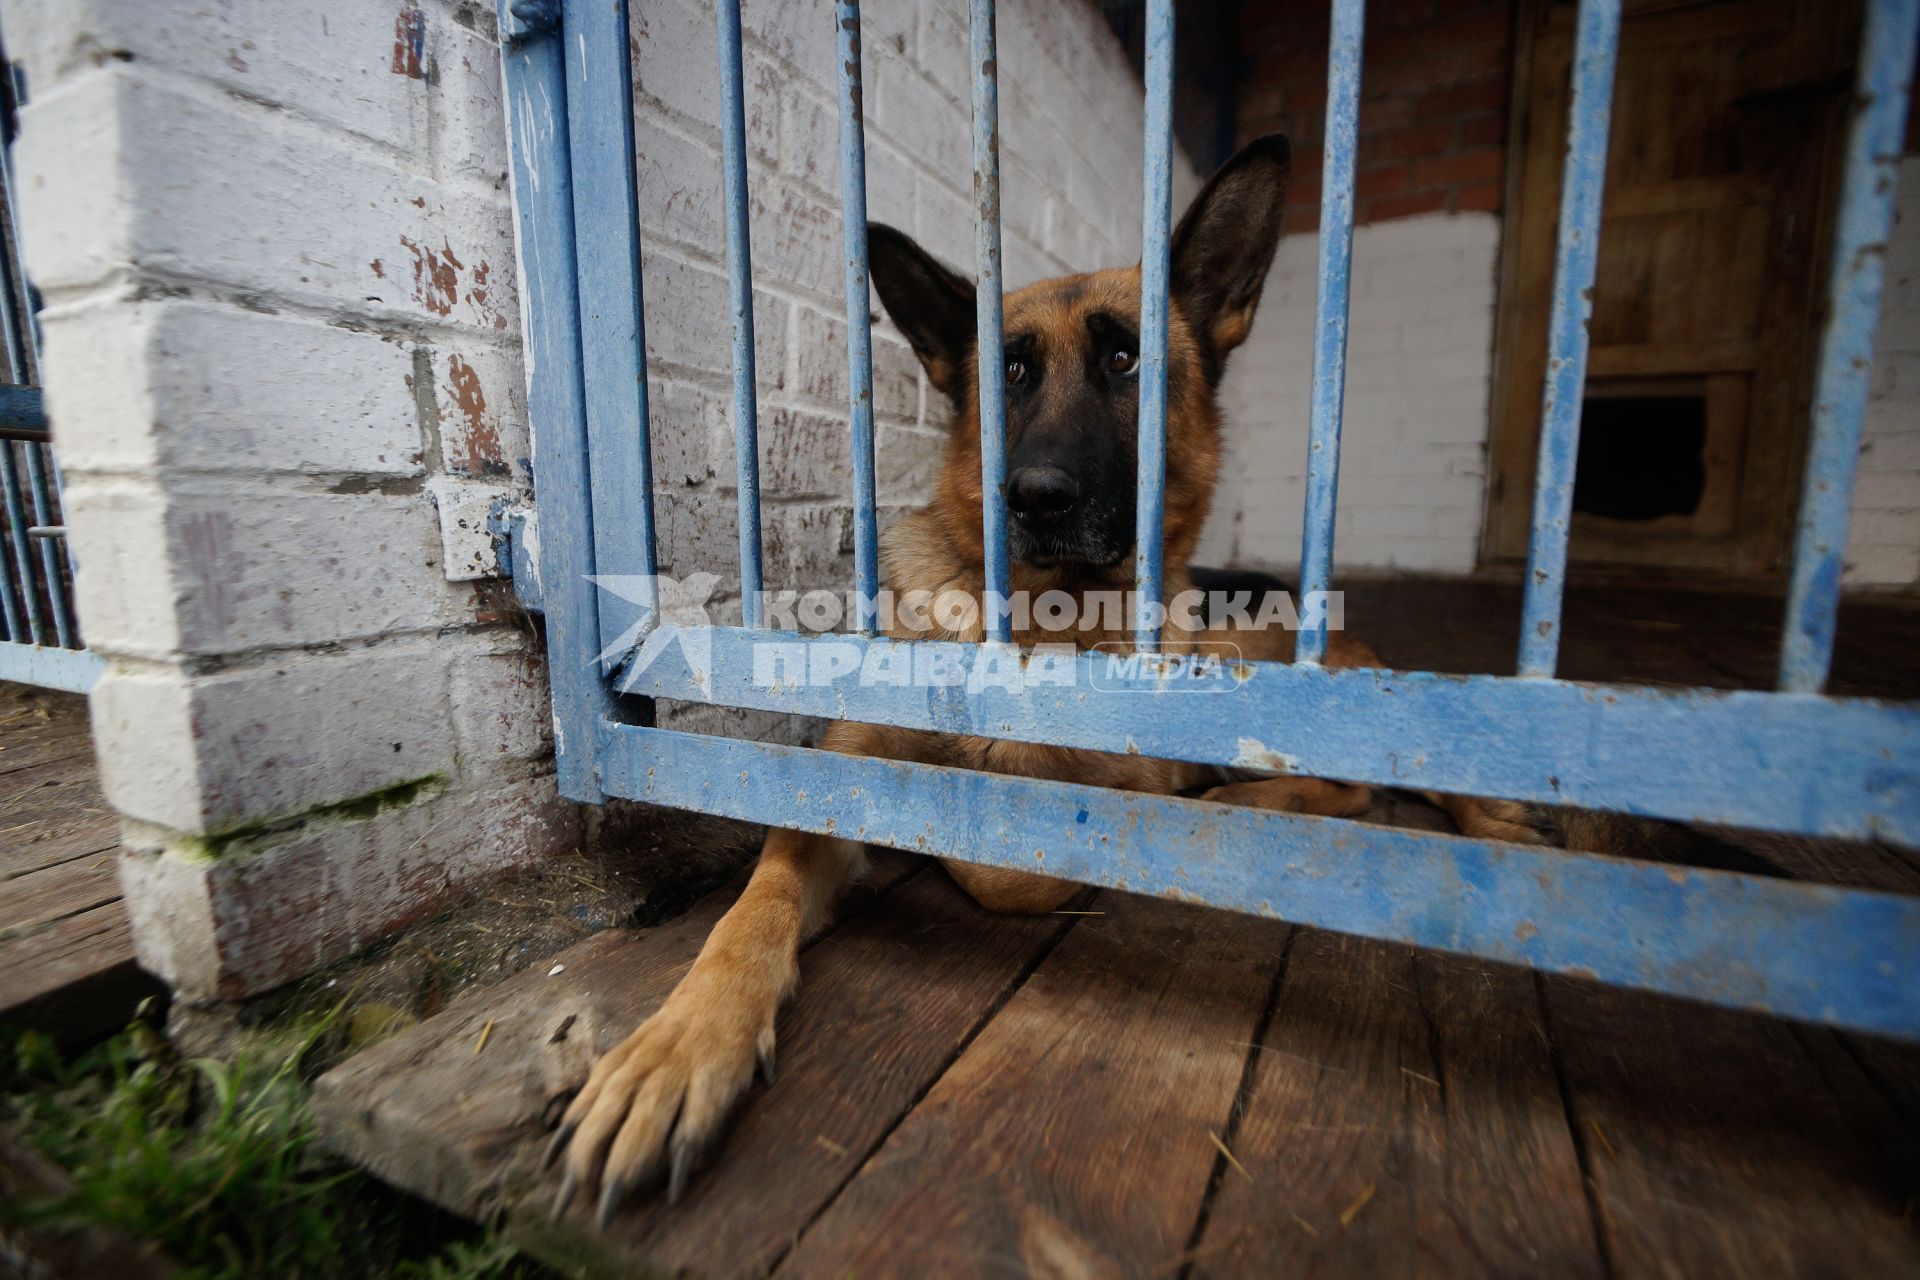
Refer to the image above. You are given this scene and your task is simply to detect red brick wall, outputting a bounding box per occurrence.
[1237,0,1516,235]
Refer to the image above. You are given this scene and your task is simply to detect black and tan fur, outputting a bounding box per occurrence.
[547,135,1552,1218]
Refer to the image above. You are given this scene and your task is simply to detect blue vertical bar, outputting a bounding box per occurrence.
[1294,0,1366,666]
[1134,0,1174,653]
[838,1,881,636]
[564,0,658,671]
[971,0,1011,644]
[22,443,71,648]
[717,0,765,629]
[0,504,20,641]
[498,0,612,802]
[1779,0,1920,694]
[0,441,43,645]
[47,450,79,644]
[1516,0,1621,678]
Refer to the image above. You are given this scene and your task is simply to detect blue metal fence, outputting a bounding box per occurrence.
[496,0,1920,1039]
[0,55,96,694]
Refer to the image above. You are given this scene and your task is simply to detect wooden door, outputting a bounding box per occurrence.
[1483,0,1861,578]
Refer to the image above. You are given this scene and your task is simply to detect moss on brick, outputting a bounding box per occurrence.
[167,773,450,862]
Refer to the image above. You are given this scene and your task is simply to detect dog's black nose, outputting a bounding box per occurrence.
[1007,466,1080,527]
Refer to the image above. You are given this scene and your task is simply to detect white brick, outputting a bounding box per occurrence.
[763,500,854,589]
[424,337,529,483]
[913,5,969,108]
[876,421,945,503]
[448,642,554,774]
[1217,211,1502,573]
[753,404,851,498]
[121,775,580,999]
[0,0,432,158]
[427,475,507,581]
[639,251,789,380]
[632,0,724,136]
[741,0,839,85]
[863,136,918,233]
[429,6,512,186]
[93,644,459,835]
[778,82,838,193]
[788,305,921,422]
[750,178,844,299]
[647,377,725,488]
[60,478,184,661]
[18,67,516,334]
[151,483,464,655]
[869,61,970,190]
[45,298,425,478]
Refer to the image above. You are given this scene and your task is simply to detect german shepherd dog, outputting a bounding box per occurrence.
[548,135,1558,1219]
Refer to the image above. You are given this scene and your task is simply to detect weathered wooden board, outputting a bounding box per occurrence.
[0,701,93,779]
[0,847,120,936]
[1544,974,1920,1278]
[316,854,1088,1277]
[315,866,806,1218]
[0,698,140,1037]
[566,868,1080,1276]
[0,901,142,1026]
[0,810,117,881]
[1188,931,1602,1279]
[779,892,1289,1280]
[0,755,116,881]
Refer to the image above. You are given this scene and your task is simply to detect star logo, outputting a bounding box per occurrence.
[586,571,723,693]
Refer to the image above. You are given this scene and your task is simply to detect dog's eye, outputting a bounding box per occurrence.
[1006,358,1028,385]
[1108,348,1138,376]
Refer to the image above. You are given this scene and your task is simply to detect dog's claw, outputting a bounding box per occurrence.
[550,1168,579,1221]
[544,1119,577,1171]
[596,1174,630,1227]
[667,1137,695,1206]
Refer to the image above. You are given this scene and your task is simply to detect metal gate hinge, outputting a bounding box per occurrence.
[488,500,544,613]
[500,0,560,43]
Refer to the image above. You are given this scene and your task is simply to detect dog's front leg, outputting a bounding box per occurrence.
[550,822,860,1219]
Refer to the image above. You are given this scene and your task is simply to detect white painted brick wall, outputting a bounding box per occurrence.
[1200,213,1501,575]
[1204,171,1920,588]
[1847,156,1920,588]
[3,0,1178,998]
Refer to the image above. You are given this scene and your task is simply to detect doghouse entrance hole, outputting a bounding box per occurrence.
[1573,393,1709,521]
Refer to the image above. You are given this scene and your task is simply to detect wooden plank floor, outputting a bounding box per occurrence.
[317,858,1920,1278]
[301,580,1920,1277]
[0,683,150,1040]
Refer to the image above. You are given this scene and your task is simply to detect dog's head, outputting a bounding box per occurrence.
[870,135,1290,572]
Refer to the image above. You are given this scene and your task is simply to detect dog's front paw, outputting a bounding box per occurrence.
[1447,795,1559,845]
[546,976,777,1222]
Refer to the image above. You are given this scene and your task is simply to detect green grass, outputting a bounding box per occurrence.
[1,1006,551,1280]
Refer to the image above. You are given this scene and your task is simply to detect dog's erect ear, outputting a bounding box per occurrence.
[1169,134,1290,360]
[868,223,976,403]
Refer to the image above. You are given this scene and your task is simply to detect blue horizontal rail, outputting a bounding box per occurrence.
[0,640,102,692]
[600,722,1920,1040]
[615,625,1920,845]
